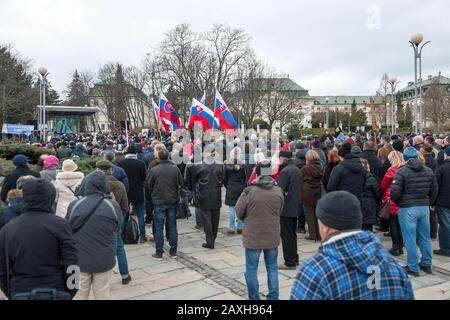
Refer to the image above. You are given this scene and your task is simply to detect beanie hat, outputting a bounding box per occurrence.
[96,160,113,170]
[279,150,293,159]
[351,146,362,155]
[338,142,352,158]
[392,139,404,152]
[295,142,306,150]
[316,191,362,231]
[127,145,137,154]
[62,159,78,172]
[312,140,321,149]
[12,154,28,167]
[43,155,59,169]
[445,146,450,157]
[391,135,399,141]
[255,160,272,176]
[403,146,419,161]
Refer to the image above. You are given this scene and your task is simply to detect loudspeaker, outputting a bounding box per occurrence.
[27,120,38,129]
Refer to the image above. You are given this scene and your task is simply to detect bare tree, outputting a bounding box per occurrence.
[375,73,389,126]
[422,79,450,132]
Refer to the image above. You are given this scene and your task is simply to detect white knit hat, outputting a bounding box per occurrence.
[62,159,78,172]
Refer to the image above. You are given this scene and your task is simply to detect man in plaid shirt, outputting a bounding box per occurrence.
[291,191,414,300]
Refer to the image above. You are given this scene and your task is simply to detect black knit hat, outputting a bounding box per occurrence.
[338,142,352,157]
[392,139,404,152]
[279,150,293,159]
[316,191,362,231]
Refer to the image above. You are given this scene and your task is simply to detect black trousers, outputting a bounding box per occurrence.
[203,209,221,247]
[280,217,299,267]
[306,206,321,241]
[297,204,306,229]
[390,215,403,248]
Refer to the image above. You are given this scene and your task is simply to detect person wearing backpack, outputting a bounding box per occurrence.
[66,171,123,300]
[96,160,131,285]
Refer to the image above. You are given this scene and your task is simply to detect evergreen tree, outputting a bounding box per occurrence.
[66,69,88,106]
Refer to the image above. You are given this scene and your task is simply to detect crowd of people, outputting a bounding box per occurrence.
[0,127,449,300]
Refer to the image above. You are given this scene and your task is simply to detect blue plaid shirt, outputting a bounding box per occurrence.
[291,231,414,300]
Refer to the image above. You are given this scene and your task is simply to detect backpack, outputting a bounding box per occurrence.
[122,214,139,244]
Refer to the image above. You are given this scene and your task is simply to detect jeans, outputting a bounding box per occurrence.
[398,206,432,273]
[245,248,279,300]
[130,202,145,236]
[116,235,129,279]
[154,205,178,256]
[195,207,204,227]
[229,206,243,231]
[437,207,450,255]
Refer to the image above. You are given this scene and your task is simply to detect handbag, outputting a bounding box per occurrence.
[377,199,391,220]
[122,214,139,244]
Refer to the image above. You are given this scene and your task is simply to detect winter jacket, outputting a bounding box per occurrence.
[380,166,402,216]
[112,165,129,192]
[293,150,307,170]
[54,171,84,218]
[327,154,366,204]
[236,176,284,250]
[301,164,323,206]
[313,148,327,166]
[423,153,437,172]
[66,171,122,273]
[116,155,146,203]
[360,150,382,181]
[185,159,223,210]
[323,161,340,192]
[277,160,303,218]
[391,159,438,208]
[379,159,391,181]
[223,162,247,207]
[0,197,23,231]
[40,167,59,183]
[435,159,450,208]
[290,231,414,300]
[105,173,129,215]
[0,179,78,299]
[147,160,183,206]
[362,172,382,225]
[143,151,155,170]
[0,166,40,202]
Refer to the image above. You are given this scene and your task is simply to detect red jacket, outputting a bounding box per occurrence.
[380,166,401,216]
[247,168,281,186]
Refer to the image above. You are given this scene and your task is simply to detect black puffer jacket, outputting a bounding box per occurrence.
[185,159,223,210]
[423,153,437,172]
[223,163,247,207]
[0,179,78,299]
[435,159,450,208]
[327,154,366,203]
[323,161,340,192]
[147,160,183,206]
[360,150,382,181]
[278,160,303,218]
[391,159,438,208]
[362,172,382,225]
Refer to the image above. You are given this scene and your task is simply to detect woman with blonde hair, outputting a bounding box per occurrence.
[300,150,324,241]
[380,151,406,256]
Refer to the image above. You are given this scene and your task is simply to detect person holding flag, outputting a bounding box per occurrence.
[214,90,238,132]
[159,91,181,132]
[187,98,218,131]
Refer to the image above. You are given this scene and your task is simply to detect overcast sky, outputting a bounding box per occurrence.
[1,0,449,98]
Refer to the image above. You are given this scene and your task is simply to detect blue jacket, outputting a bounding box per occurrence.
[0,197,24,231]
[290,231,414,300]
[112,165,129,192]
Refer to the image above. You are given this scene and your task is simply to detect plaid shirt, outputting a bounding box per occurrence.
[291,231,414,300]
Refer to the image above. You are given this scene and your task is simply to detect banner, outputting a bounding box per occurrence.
[55,117,77,134]
[2,124,35,136]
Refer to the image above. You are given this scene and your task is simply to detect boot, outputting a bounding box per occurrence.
[389,245,401,256]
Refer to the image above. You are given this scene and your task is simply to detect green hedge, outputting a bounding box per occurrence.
[0,144,49,164]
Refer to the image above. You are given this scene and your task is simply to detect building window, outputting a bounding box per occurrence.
[108,124,112,129]
[101,124,105,130]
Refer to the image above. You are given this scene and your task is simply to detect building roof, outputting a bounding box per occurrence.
[90,80,148,100]
[254,78,309,94]
[40,106,99,114]
[399,74,450,93]
[313,96,383,105]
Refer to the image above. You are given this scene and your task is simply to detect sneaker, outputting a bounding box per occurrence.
[226,230,236,235]
[139,235,147,243]
[389,248,401,257]
[170,252,177,259]
[403,266,420,277]
[419,265,433,274]
[202,243,214,250]
[147,235,155,242]
[383,232,391,237]
[152,253,163,261]
[194,225,204,231]
[434,249,450,257]
[278,263,297,270]
[122,275,132,285]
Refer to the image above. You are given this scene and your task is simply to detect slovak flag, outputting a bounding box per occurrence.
[214,90,238,131]
[152,99,166,131]
[187,98,218,130]
[200,91,206,106]
[159,91,181,131]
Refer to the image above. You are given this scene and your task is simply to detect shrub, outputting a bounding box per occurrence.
[0,144,49,164]
[73,157,101,175]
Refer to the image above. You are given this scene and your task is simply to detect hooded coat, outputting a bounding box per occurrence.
[66,171,122,273]
[236,176,284,250]
[0,197,23,231]
[0,179,78,299]
[0,166,40,202]
[290,231,414,300]
[54,171,84,218]
[391,159,438,208]
[327,154,366,204]
[362,172,382,225]
[223,162,247,207]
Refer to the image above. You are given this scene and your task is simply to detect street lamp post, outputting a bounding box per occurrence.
[388,77,400,135]
[334,100,338,128]
[409,33,430,134]
[37,67,49,142]
[386,102,390,133]
[325,97,329,129]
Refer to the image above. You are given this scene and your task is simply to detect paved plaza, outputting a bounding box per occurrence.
[2,203,450,301]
